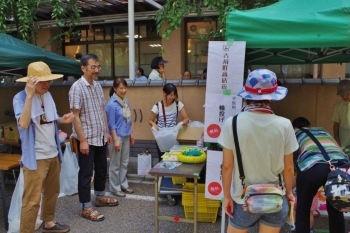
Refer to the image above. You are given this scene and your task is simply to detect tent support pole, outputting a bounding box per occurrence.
[313,64,319,78]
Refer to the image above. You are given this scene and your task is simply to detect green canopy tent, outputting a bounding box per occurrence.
[226,0,350,65]
[0,34,81,77]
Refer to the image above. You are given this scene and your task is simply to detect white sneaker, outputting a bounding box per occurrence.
[112,191,126,197]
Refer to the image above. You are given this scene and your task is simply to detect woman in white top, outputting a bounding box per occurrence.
[148,83,190,160]
[219,69,298,233]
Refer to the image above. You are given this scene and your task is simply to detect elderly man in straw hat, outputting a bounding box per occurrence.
[219,69,298,233]
[13,61,74,233]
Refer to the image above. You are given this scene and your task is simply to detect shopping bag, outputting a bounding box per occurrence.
[8,168,43,233]
[138,153,152,175]
[188,121,204,127]
[152,122,183,152]
[59,142,79,196]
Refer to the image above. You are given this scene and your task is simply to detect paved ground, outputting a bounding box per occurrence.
[1,157,350,233]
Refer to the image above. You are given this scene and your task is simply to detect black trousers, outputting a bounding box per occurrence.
[156,143,164,162]
[296,163,345,233]
[76,140,107,204]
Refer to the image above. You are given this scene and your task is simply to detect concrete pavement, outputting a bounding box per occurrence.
[1,157,350,232]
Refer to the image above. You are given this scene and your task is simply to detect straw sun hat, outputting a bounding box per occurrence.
[15,61,63,82]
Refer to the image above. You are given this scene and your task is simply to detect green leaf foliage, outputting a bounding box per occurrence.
[0,0,80,45]
[156,0,278,40]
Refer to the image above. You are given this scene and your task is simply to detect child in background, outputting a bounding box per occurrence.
[290,174,318,233]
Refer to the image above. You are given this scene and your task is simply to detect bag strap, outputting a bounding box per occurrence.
[232,115,283,197]
[175,100,179,118]
[156,102,159,123]
[297,127,331,161]
[157,100,179,126]
[232,115,245,188]
[161,100,167,125]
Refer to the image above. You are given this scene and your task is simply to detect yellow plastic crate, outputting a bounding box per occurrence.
[181,183,220,223]
[183,205,219,223]
[172,176,187,185]
[182,183,220,207]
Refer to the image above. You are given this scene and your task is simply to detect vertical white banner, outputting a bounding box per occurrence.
[204,41,246,143]
[205,150,223,200]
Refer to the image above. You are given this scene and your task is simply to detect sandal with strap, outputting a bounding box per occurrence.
[95,196,119,207]
[82,207,105,222]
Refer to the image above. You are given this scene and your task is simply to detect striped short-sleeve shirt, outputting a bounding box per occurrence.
[295,127,348,171]
[69,77,107,146]
[151,100,184,129]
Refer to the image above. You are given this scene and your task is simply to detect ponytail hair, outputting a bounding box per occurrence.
[109,87,114,97]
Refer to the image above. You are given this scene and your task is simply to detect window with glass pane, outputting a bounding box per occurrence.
[139,40,162,77]
[146,25,158,39]
[104,27,112,40]
[65,29,86,42]
[89,43,112,78]
[249,64,313,78]
[114,42,139,78]
[114,26,129,39]
[186,21,216,78]
[346,63,350,78]
[63,23,161,79]
[139,26,147,39]
[64,45,86,61]
[93,28,105,41]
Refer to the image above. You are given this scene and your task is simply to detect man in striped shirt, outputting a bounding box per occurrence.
[69,53,118,222]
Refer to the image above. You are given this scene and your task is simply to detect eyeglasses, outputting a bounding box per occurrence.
[85,65,101,70]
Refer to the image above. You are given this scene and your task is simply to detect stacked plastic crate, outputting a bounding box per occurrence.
[182,183,220,223]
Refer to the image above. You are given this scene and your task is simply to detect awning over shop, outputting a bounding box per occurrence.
[0,34,81,76]
[226,0,350,64]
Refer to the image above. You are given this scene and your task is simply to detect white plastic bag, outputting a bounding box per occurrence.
[188,121,204,127]
[152,122,183,152]
[8,169,43,233]
[137,153,152,175]
[59,142,79,196]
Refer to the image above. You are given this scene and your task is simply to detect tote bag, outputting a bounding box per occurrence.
[137,153,152,175]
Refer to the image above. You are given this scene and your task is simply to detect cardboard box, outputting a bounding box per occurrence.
[0,124,4,142]
[0,122,16,142]
[177,126,204,144]
[2,122,19,144]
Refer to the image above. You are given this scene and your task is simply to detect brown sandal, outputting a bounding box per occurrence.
[82,207,105,222]
[95,196,119,207]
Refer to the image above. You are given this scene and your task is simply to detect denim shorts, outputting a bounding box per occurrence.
[229,196,288,229]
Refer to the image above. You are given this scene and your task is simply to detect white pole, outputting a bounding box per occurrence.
[313,64,318,79]
[128,0,135,80]
[221,206,226,233]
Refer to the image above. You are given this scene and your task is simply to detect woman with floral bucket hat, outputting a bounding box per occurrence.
[218,69,299,233]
